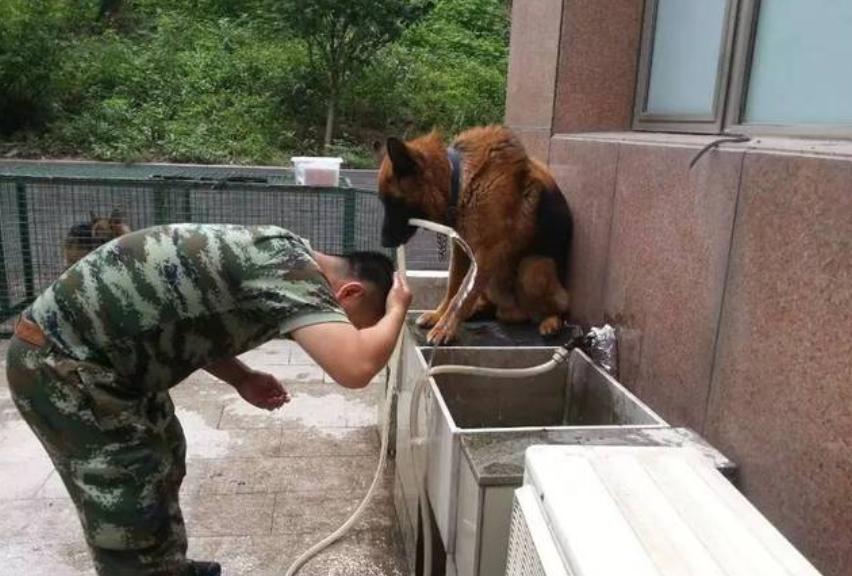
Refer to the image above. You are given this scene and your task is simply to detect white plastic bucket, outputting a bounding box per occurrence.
[291,156,344,187]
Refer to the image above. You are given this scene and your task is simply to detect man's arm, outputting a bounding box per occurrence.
[205,356,254,385]
[292,272,411,389]
[206,357,290,410]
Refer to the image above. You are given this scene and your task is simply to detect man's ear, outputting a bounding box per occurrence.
[336,281,366,304]
[386,137,419,178]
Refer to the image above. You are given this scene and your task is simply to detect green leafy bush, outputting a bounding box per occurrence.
[0,0,74,135]
[344,0,509,137]
[1,0,509,165]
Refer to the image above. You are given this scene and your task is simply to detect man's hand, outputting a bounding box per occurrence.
[205,357,290,411]
[292,271,412,389]
[235,370,290,411]
[387,272,413,315]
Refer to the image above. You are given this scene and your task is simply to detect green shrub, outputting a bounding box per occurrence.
[48,12,306,163]
[343,0,508,141]
[0,0,73,135]
[1,0,509,165]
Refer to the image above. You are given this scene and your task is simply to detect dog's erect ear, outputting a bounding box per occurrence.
[372,140,385,163]
[89,211,98,222]
[386,137,418,178]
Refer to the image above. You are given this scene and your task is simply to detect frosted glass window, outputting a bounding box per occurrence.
[744,0,852,124]
[646,0,728,116]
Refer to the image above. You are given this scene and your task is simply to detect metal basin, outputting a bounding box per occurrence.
[428,347,662,429]
[391,319,737,576]
[393,335,667,570]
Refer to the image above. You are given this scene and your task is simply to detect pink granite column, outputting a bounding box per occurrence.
[552,0,645,133]
[705,150,852,576]
[548,136,619,327]
[504,0,563,161]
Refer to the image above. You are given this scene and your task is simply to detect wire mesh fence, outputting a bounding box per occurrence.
[0,172,448,335]
[0,159,302,183]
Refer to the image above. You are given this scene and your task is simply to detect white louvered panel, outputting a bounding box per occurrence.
[521,446,823,576]
[505,486,570,576]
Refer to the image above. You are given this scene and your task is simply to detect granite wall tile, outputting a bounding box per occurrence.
[603,142,742,429]
[705,151,852,576]
[553,0,645,133]
[548,136,620,326]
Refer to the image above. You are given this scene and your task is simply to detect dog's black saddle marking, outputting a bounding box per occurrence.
[533,184,573,282]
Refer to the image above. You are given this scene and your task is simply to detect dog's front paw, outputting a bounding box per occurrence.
[416,310,442,328]
[538,316,564,336]
[426,323,458,345]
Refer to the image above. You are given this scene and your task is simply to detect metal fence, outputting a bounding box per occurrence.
[0,172,446,336]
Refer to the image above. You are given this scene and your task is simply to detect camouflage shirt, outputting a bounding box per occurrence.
[30,224,348,390]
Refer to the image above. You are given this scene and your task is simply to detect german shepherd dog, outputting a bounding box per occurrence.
[64,209,132,267]
[378,125,572,344]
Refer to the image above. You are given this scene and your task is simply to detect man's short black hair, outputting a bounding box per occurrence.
[338,251,395,314]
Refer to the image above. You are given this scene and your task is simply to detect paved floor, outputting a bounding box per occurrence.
[0,338,408,576]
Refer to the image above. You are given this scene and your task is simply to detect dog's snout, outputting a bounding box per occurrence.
[379,195,419,248]
[380,222,410,248]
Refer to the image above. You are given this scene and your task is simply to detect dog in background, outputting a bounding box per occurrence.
[64,209,132,267]
[378,125,572,344]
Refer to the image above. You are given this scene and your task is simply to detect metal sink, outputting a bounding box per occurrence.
[390,318,735,576]
[428,347,662,430]
[392,330,667,574]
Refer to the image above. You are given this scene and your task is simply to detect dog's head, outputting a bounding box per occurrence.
[377,132,446,248]
[108,209,131,237]
[88,212,114,244]
[89,209,131,244]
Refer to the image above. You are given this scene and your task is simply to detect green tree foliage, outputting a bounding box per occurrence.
[52,14,306,162]
[346,0,509,138]
[0,0,509,165]
[0,0,90,135]
[276,0,432,148]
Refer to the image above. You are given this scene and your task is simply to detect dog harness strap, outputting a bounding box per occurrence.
[446,146,463,227]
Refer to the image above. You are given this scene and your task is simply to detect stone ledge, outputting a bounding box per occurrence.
[552,131,852,160]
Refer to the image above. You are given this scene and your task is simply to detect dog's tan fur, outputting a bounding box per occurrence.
[64,210,131,267]
[378,125,572,344]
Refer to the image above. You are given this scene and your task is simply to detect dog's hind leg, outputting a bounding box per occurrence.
[417,242,470,328]
[467,294,495,320]
[516,255,570,336]
[496,302,528,323]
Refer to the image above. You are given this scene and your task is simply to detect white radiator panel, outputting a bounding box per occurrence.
[503,446,822,576]
[505,486,571,576]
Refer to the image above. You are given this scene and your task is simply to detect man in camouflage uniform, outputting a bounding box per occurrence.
[5,224,411,576]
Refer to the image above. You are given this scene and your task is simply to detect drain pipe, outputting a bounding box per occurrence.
[427,347,572,378]
[284,348,397,576]
[404,219,573,575]
[405,219,477,576]
[286,219,570,576]
[284,243,412,576]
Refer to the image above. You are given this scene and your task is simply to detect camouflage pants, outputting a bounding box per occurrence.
[5,336,192,576]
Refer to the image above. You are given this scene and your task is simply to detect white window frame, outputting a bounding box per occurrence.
[633,0,740,134]
[635,0,852,139]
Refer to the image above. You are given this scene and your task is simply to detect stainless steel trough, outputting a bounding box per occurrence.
[389,317,734,576]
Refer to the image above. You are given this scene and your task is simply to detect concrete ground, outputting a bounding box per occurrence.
[0,338,408,576]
